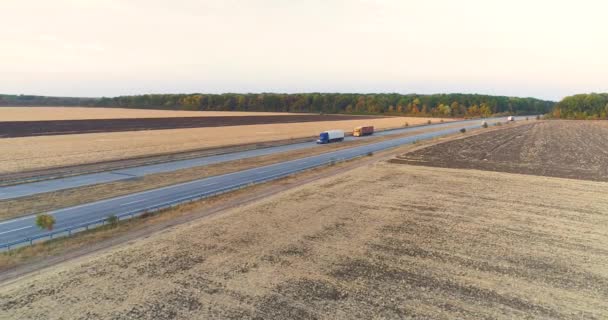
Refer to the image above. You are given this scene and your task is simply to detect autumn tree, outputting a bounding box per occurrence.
[0,93,555,117]
[479,103,492,117]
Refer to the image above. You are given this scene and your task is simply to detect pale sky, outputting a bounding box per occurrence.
[1,0,607,100]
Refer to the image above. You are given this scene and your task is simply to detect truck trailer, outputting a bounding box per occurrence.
[316,130,345,144]
[353,126,374,137]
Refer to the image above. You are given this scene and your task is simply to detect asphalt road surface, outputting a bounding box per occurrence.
[0,117,526,246]
[1,118,487,200]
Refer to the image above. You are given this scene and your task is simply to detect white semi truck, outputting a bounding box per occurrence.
[316,130,345,144]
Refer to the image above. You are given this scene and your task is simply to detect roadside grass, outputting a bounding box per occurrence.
[0,219,135,270]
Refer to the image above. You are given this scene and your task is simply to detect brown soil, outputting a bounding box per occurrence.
[0,107,297,121]
[1,163,606,319]
[392,120,608,181]
[0,114,386,138]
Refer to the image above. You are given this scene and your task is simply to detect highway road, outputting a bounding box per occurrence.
[1,118,487,200]
[0,117,525,246]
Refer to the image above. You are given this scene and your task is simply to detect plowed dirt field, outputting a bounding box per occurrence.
[392,120,608,181]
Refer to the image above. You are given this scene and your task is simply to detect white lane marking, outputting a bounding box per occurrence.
[120,199,147,206]
[0,226,32,235]
[0,215,35,226]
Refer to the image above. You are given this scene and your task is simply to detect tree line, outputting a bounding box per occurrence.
[0,94,98,107]
[551,93,608,119]
[1,93,554,117]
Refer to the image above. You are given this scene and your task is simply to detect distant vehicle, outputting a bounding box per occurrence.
[507,116,515,121]
[353,126,374,137]
[317,130,344,144]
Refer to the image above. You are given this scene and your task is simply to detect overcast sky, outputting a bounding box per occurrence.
[1,0,607,100]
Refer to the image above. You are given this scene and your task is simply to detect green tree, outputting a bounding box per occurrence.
[552,93,608,119]
[36,214,56,231]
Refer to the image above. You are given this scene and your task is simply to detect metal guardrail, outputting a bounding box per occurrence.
[0,155,349,251]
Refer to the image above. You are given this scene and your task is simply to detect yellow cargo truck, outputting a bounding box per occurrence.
[353,126,374,137]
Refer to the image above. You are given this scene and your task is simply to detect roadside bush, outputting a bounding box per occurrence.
[140,211,153,219]
[482,122,488,128]
[427,120,432,125]
[536,115,541,120]
[106,214,119,227]
[460,128,466,133]
[367,151,374,157]
[440,119,444,123]
[404,122,409,127]
[35,214,56,231]
[495,122,502,126]
[526,117,529,121]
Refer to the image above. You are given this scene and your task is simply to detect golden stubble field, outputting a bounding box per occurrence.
[2,163,606,319]
[0,107,296,121]
[0,115,448,173]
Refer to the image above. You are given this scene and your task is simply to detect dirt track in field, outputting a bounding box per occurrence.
[392,120,608,181]
[0,114,385,138]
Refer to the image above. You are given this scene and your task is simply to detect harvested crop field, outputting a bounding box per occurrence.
[0,107,294,121]
[392,120,608,181]
[0,116,447,173]
[0,114,387,138]
[2,163,607,319]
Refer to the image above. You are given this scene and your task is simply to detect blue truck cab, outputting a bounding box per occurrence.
[317,132,330,144]
[316,130,345,144]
